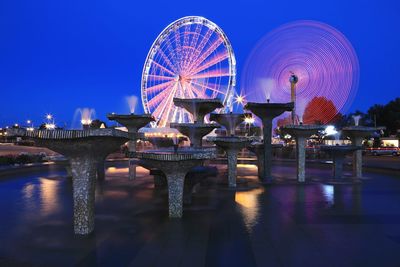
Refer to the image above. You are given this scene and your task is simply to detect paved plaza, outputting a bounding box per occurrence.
[0,161,399,267]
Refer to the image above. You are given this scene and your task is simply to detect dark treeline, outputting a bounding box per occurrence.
[335,97,400,136]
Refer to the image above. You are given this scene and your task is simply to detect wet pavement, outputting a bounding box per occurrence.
[0,162,399,267]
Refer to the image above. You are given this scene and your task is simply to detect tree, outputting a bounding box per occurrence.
[90,119,107,129]
[368,98,400,135]
[303,96,339,125]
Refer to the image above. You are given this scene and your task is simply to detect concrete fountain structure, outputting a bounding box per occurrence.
[281,124,325,182]
[7,128,128,235]
[208,112,251,187]
[248,142,283,180]
[170,98,222,147]
[342,116,377,178]
[135,147,216,218]
[209,112,248,136]
[244,102,294,183]
[107,113,155,180]
[173,98,224,124]
[320,145,362,180]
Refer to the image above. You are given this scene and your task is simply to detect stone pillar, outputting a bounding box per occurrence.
[332,153,345,179]
[154,174,167,188]
[128,133,137,180]
[96,160,105,181]
[70,156,98,235]
[296,136,306,182]
[190,134,202,148]
[262,118,273,183]
[128,159,137,180]
[65,165,73,178]
[226,148,239,187]
[165,171,186,218]
[352,136,363,178]
[257,150,264,180]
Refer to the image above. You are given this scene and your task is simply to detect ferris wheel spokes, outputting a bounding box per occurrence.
[188,38,224,73]
[141,16,236,127]
[191,69,231,79]
[190,52,229,76]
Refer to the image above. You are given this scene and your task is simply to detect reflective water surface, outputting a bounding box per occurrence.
[0,162,400,266]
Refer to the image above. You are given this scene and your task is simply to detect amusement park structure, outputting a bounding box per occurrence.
[141,16,236,127]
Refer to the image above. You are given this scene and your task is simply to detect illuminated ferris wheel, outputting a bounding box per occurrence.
[141,16,236,127]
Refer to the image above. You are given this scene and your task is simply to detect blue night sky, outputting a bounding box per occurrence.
[0,0,399,127]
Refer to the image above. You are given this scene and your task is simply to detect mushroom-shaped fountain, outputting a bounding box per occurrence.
[7,128,128,235]
[173,98,223,124]
[170,98,222,147]
[320,145,362,180]
[107,113,155,180]
[135,147,216,218]
[207,112,251,187]
[281,124,325,182]
[209,112,249,136]
[207,136,251,187]
[244,102,294,183]
[342,124,377,178]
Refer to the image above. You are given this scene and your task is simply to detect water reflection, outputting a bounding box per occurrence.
[39,177,60,215]
[106,167,128,174]
[320,184,362,213]
[322,184,334,206]
[235,188,264,232]
[21,177,61,219]
[23,183,35,200]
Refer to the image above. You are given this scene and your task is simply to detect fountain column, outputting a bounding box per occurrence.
[342,126,376,179]
[96,159,106,181]
[320,145,362,179]
[244,102,294,183]
[135,149,216,217]
[7,128,129,234]
[70,156,98,234]
[171,98,223,148]
[208,137,251,188]
[107,114,155,180]
[296,135,307,182]
[262,117,273,181]
[281,124,324,182]
[352,136,363,178]
[208,113,251,187]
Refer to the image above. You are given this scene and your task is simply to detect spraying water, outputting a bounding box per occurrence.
[352,115,361,126]
[126,96,138,114]
[259,78,275,102]
[72,108,96,129]
[334,131,341,145]
[295,98,308,124]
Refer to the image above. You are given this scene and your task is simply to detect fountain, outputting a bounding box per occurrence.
[173,98,224,123]
[248,142,283,180]
[170,98,222,147]
[135,147,216,217]
[7,128,128,235]
[209,112,249,136]
[72,108,96,130]
[342,116,377,178]
[107,113,155,180]
[320,145,362,179]
[207,112,251,187]
[126,95,138,114]
[244,102,294,183]
[281,124,325,182]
